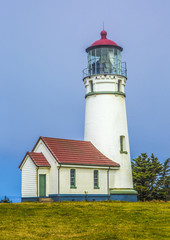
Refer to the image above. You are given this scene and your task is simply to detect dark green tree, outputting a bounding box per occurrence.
[158,158,170,201]
[163,158,170,200]
[0,196,12,203]
[132,153,163,201]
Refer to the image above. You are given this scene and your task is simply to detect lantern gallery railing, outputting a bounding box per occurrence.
[83,62,127,78]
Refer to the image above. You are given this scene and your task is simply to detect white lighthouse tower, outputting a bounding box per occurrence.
[83,30,134,190]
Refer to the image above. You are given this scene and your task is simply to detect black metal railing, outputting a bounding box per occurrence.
[83,62,127,78]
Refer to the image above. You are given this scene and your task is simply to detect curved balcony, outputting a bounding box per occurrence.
[83,62,127,78]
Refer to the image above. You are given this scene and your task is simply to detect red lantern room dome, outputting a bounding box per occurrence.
[86,30,123,52]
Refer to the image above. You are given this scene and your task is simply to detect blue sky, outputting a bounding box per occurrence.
[0,0,170,198]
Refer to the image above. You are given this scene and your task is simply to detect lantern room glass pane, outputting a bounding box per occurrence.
[108,48,114,73]
[86,47,126,77]
[88,50,91,64]
[91,49,95,74]
[96,48,101,74]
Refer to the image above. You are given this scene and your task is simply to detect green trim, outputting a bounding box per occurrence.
[85,91,126,98]
[70,186,77,189]
[94,186,100,189]
[110,189,138,195]
[120,151,128,154]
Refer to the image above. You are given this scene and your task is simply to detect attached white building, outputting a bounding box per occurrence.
[19,30,137,202]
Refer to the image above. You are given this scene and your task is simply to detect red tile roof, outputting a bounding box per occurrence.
[39,137,119,167]
[28,152,50,167]
[19,152,50,168]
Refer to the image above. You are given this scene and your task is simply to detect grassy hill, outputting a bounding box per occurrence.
[0,201,169,240]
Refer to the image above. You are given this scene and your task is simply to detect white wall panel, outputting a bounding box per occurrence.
[60,167,108,194]
[22,156,37,197]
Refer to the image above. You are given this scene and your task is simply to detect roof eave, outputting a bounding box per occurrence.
[86,44,123,53]
[19,151,29,169]
[59,162,120,168]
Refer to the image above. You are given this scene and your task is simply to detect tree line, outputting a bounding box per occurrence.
[132,153,170,201]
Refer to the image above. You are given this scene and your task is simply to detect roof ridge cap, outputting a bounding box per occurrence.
[41,136,91,143]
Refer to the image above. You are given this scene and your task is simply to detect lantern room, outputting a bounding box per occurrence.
[83,30,127,78]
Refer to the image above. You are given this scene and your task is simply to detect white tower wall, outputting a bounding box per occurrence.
[84,75,133,189]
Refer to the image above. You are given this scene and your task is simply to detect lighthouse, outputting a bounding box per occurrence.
[19,29,137,202]
[83,30,133,189]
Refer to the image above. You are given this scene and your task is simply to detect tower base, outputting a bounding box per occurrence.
[110,189,138,202]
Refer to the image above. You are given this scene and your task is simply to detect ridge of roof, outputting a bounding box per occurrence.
[41,136,90,143]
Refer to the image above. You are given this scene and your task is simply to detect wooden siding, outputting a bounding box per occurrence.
[22,156,37,197]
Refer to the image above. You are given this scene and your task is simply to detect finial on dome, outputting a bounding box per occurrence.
[101,29,107,39]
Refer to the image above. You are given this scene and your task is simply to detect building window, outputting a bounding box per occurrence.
[89,81,93,92]
[94,170,99,189]
[70,169,76,188]
[120,136,127,154]
[118,80,122,92]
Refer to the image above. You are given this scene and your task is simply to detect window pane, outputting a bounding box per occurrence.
[70,169,75,187]
[91,49,95,74]
[118,80,122,92]
[120,136,123,151]
[94,170,99,188]
[89,81,93,92]
[88,50,92,75]
[108,48,114,74]
[120,136,125,151]
[96,48,101,74]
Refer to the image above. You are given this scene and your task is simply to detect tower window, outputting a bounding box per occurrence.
[70,169,76,188]
[120,136,127,153]
[118,80,122,92]
[89,81,93,92]
[94,170,99,189]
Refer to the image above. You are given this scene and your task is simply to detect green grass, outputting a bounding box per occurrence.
[0,201,169,240]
